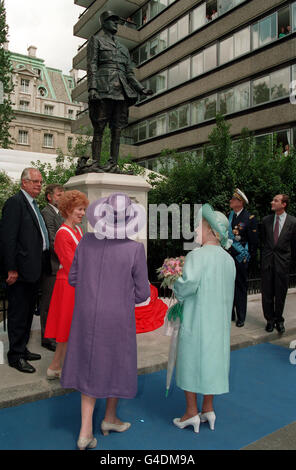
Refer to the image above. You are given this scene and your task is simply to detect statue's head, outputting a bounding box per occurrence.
[100,11,125,35]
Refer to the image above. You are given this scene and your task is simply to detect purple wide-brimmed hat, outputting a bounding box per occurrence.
[86,192,147,239]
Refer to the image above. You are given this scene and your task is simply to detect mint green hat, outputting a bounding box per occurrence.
[197,203,232,250]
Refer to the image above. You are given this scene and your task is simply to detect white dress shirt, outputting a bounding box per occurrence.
[273,211,287,236]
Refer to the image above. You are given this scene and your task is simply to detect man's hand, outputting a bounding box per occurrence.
[6,270,18,286]
[142,88,153,96]
[89,89,100,101]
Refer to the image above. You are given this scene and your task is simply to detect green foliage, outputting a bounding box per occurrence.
[0,1,14,148]
[147,114,296,278]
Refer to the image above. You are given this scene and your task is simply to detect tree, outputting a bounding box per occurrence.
[0,0,14,148]
[147,114,296,280]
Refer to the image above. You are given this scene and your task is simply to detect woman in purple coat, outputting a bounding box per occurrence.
[61,193,150,450]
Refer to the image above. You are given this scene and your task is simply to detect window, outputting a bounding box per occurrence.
[139,43,149,63]
[192,3,206,31]
[168,15,189,46]
[150,0,168,18]
[67,137,73,149]
[20,79,30,93]
[270,67,290,100]
[234,27,250,57]
[219,82,250,114]
[168,59,190,88]
[148,115,166,138]
[131,125,139,143]
[204,44,217,71]
[234,82,250,111]
[252,75,270,105]
[220,36,234,64]
[44,133,54,148]
[38,86,47,97]
[44,105,54,115]
[192,52,204,77]
[278,6,291,38]
[293,2,296,31]
[19,100,29,111]
[149,71,167,94]
[18,130,28,145]
[252,14,277,49]
[139,122,147,141]
[206,0,218,21]
[68,109,74,119]
[150,30,167,56]
[191,95,217,124]
[168,105,189,132]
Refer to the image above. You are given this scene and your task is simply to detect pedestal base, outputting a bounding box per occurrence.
[64,172,151,250]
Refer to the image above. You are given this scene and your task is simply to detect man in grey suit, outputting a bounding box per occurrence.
[40,184,64,351]
[261,194,296,333]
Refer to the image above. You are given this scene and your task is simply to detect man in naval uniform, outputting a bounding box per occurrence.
[76,11,152,174]
[228,189,258,327]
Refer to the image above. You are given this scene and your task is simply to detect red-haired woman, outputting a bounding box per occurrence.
[45,190,89,379]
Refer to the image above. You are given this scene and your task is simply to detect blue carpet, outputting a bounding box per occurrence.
[0,343,296,450]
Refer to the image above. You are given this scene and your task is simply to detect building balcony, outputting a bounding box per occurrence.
[74,0,144,39]
[75,0,94,8]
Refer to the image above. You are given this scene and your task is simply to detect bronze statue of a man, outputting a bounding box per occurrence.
[76,11,152,175]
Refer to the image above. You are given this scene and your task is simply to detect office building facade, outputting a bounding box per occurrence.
[72,0,296,169]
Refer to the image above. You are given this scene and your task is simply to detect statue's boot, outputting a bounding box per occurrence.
[103,130,121,173]
[89,135,104,173]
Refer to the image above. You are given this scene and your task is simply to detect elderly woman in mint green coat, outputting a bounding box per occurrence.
[172,204,236,433]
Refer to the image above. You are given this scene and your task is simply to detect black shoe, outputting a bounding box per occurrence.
[265,322,274,333]
[9,358,36,373]
[236,321,244,327]
[41,341,56,352]
[275,322,285,334]
[24,350,41,361]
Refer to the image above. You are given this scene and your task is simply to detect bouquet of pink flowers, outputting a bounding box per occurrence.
[156,256,185,288]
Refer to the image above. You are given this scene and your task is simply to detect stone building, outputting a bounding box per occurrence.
[8,45,86,155]
[71,0,296,169]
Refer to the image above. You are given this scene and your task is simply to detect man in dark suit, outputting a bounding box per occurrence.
[261,194,296,333]
[40,184,64,351]
[0,168,50,373]
[229,189,258,327]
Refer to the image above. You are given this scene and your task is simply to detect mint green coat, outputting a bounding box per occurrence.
[173,245,236,395]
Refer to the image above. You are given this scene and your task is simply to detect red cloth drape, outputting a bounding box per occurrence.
[135,284,168,334]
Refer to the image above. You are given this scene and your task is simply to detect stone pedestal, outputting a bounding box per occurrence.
[64,172,151,250]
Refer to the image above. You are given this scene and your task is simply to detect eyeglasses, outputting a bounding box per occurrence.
[26,179,43,185]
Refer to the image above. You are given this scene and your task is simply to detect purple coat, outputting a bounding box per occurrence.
[60,233,150,399]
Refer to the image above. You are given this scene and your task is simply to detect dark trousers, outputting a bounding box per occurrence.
[233,260,248,323]
[39,273,56,344]
[261,267,289,324]
[7,280,39,364]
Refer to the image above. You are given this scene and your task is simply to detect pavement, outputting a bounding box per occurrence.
[1,289,296,413]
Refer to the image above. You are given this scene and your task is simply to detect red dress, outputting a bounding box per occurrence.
[45,224,83,342]
[135,284,168,333]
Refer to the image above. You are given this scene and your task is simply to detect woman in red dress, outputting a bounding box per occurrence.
[45,190,89,379]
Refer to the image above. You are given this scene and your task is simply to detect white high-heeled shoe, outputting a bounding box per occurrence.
[77,435,97,450]
[199,411,216,430]
[173,415,200,433]
[101,420,131,436]
[46,368,62,380]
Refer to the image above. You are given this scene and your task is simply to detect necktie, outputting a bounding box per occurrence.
[33,200,49,250]
[274,215,280,244]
